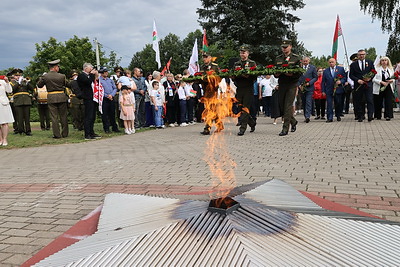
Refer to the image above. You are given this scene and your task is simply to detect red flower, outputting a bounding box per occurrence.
[207,71,215,76]
[371,69,377,74]
[337,74,343,79]
[250,66,257,71]
[194,72,203,76]
[221,69,229,73]
[235,67,243,71]
[282,64,289,68]
[394,71,400,79]
[305,78,311,82]
[266,65,274,69]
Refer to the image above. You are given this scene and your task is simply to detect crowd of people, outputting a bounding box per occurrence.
[1,43,400,145]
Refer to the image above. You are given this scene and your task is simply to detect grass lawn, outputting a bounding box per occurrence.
[1,122,152,149]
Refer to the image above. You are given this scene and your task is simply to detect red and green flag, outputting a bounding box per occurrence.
[202,29,209,52]
[332,15,343,60]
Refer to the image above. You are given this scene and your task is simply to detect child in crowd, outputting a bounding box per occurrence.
[177,80,188,126]
[150,81,165,128]
[119,87,135,134]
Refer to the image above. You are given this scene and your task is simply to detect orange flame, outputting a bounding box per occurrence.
[202,74,237,203]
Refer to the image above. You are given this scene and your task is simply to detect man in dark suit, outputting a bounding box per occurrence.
[37,60,70,138]
[349,49,376,122]
[77,63,100,140]
[298,57,317,123]
[322,58,347,122]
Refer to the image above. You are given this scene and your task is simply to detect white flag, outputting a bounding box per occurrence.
[152,20,161,69]
[188,39,199,75]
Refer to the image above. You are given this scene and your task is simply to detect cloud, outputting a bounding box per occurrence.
[0,0,390,70]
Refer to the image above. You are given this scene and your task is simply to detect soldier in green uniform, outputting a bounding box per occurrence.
[200,51,221,135]
[233,45,257,136]
[10,69,33,135]
[68,70,84,131]
[274,40,302,136]
[37,59,70,138]
[6,71,18,134]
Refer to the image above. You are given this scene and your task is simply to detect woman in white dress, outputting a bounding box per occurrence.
[0,76,14,146]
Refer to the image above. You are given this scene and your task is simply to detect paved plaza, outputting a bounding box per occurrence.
[1,113,400,266]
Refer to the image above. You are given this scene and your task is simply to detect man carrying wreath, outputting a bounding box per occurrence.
[274,40,302,136]
[233,45,257,136]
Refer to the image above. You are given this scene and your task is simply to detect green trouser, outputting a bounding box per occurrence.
[278,82,297,133]
[48,102,69,138]
[15,105,31,134]
[236,87,256,133]
[70,101,84,131]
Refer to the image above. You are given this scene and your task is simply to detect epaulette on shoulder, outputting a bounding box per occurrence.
[211,63,218,66]
[292,53,299,57]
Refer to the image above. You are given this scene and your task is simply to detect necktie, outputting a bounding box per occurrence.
[362,60,365,71]
[331,68,335,77]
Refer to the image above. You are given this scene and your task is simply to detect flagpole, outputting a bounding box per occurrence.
[337,15,350,67]
[94,38,100,70]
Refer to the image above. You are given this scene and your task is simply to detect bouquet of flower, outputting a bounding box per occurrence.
[299,78,311,93]
[380,70,400,92]
[333,74,344,95]
[355,69,377,91]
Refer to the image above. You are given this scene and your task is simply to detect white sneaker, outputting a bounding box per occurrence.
[273,122,277,125]
[125,129,130,135]
[180,122,188,127]
[169,123,175,127]
[130,128,135,134]
[174,123,179,127]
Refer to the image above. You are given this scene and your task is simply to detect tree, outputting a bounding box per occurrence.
[197,0,306,64]
[360,0,400,62]
[25,36,107,83]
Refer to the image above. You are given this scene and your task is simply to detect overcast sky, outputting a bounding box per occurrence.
[0,0,389,70]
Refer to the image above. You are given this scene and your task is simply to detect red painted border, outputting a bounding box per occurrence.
[21,205,102,267]
[300,191,382,219]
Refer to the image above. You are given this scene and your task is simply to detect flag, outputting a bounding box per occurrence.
[161,57,172,76]
[202,29,209,52]
[153,20,161,69]
[331,15,343,60]
[188,39,199,75]
[92,80,104,114]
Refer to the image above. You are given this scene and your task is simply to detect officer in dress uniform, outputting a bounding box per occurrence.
[233,45,257,136]
[10,68,33,135]
[274,40,302,136]
[37,59,70,138]
[68,70,84,131]
[199,51,221,135]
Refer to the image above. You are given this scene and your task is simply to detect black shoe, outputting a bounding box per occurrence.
[290,121,298,132]
[113,129,121,133]
[250,123,256,132]
[386,118,391,121]
[201,130,210,135]
[237,131,245,136]
[279,131,288,136]
[358,119,363,122]
[104,130,111,133]
[53,136,61,139]
[85,136,95,140]
[337,117,341,121]
[314,116,320,120]
[368,117,373,122]
[321,117,326,120]
[92,134,102,138]
[26,132,32,136]
[326,119,333,123]
[305,118,310,123]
